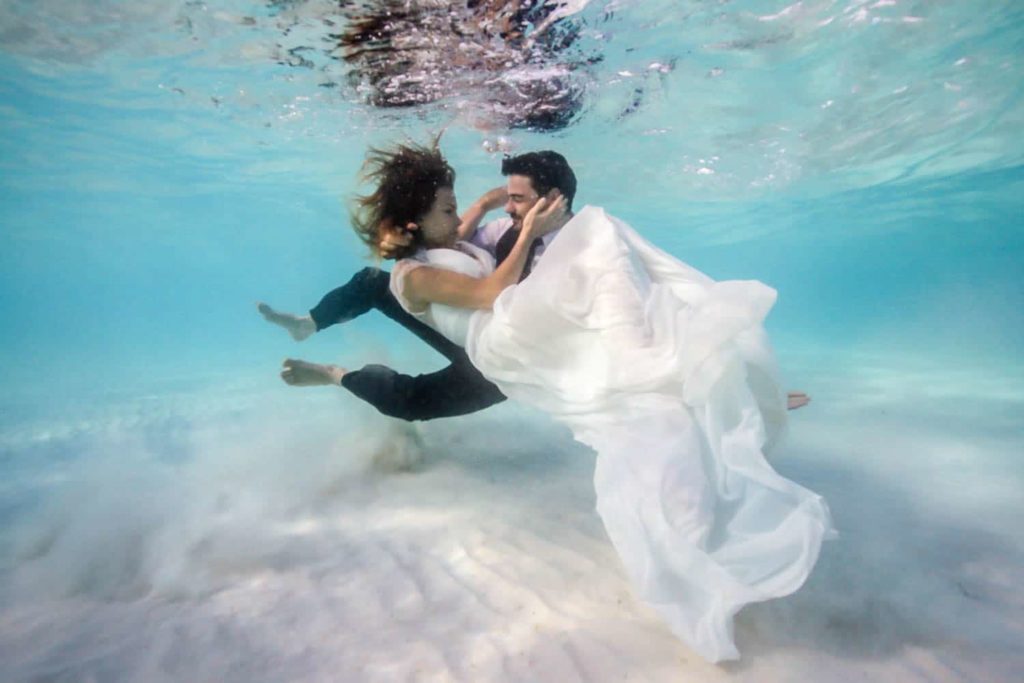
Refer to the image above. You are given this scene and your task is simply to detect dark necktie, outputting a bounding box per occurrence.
[494,227,542,282]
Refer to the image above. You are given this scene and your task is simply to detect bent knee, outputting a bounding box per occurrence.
[352,267,389,286]
[341,364,421,421]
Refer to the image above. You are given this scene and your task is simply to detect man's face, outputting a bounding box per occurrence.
[504,174,542,229]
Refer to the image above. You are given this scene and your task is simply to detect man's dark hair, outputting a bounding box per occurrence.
[501,151,577,209]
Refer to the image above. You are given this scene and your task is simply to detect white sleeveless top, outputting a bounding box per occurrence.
[389,241,496,347]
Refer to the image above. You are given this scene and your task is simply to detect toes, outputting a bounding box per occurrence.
[787,395,811,410]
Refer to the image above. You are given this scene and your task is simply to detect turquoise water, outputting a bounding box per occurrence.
[1,1,1022,680]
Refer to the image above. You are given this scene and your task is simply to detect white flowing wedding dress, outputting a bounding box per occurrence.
[391,206,835,662]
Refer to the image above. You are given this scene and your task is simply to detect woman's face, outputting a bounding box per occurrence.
[417,187,460,247]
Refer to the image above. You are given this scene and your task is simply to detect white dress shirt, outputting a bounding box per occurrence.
[468,217,560,271]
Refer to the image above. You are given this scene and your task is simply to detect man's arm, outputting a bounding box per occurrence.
[379,187,509,258]
[456,186,508,241]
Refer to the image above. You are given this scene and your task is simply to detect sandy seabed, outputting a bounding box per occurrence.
[0,356,1021,682]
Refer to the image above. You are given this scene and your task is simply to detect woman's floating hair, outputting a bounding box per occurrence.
[351,140,455,260]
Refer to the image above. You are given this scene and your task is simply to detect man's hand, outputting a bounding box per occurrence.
[379,222,417,260]
[477,186,508,212]
[523,192,567,239]
[456,186,509,241]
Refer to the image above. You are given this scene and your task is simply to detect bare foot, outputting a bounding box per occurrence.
[258,302,316,341]
[280,358,346,386]
[787,391,811,411]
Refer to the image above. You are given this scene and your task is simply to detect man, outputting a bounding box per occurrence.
[259,151,578,420]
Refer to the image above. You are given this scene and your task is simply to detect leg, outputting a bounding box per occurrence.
[278,267,507,420]
[309,267,465,363]
[280,359,346,386]
[308,267,391,330]
[258,303,316,341]
[787,392,810,410]
[340,359,506,421]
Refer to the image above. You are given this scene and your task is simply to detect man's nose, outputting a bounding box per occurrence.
[504,198,516,214]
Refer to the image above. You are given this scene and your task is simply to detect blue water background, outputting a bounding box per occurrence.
[1,3,1024,680]
[4,1,1019,405]
[1,0,1022,574]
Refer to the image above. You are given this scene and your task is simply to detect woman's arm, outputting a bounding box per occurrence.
[456,186,508,241]
[403,195,565,310]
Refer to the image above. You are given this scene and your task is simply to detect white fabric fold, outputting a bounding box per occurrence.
[397,206,835,662]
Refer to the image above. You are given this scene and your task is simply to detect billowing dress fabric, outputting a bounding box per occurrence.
[391,206,835,662]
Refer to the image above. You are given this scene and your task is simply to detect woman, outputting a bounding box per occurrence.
[288,142,835,663]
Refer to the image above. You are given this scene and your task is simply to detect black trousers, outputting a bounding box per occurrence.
[309,267,506,421]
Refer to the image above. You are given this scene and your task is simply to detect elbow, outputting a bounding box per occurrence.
[476,281,508,309]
